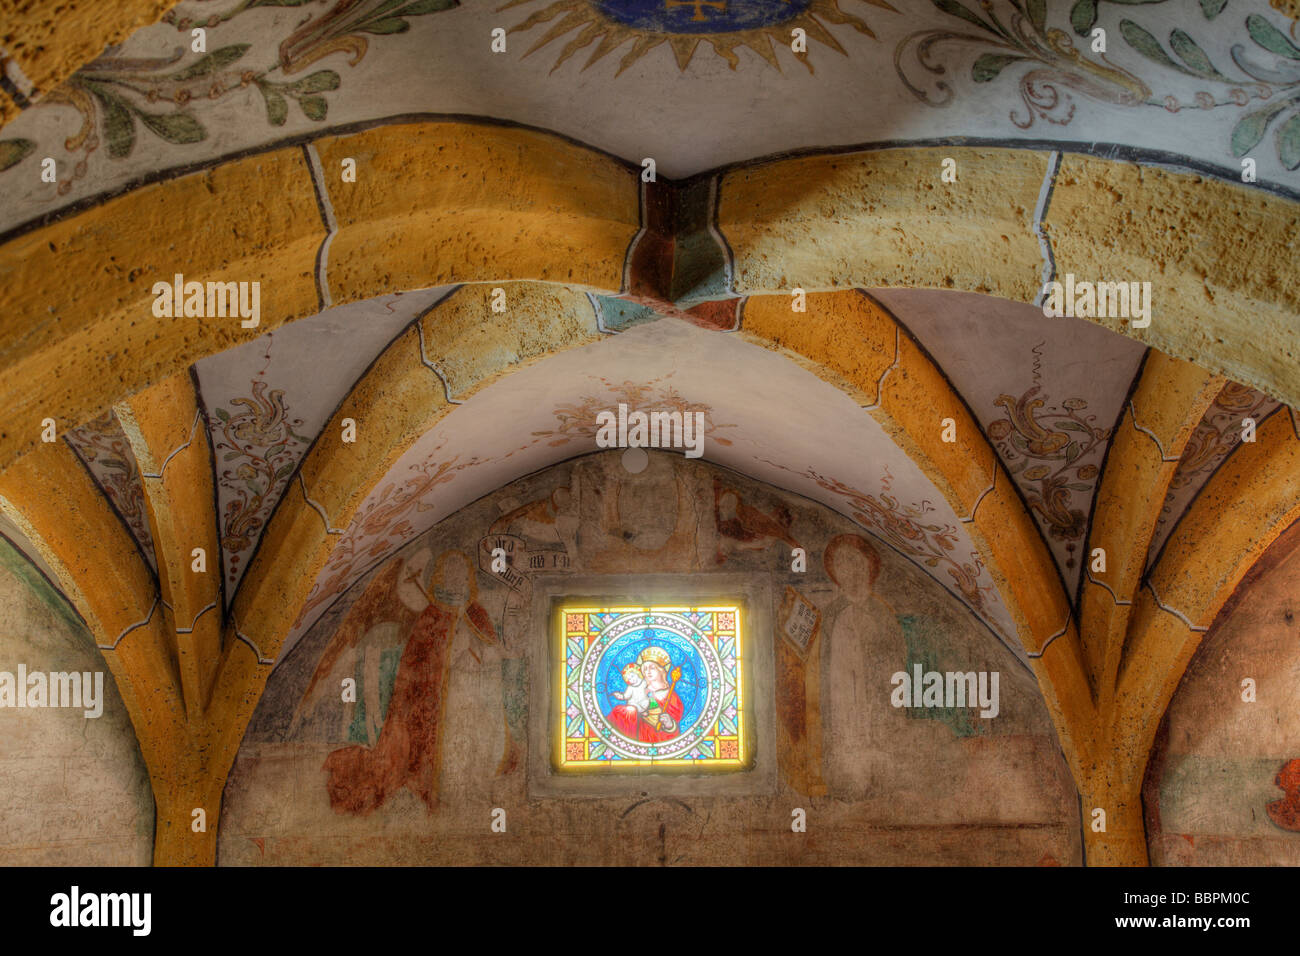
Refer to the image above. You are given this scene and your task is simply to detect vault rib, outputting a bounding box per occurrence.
[1146,580,1208,632]
[141,409,202,480]
[100,596,159,651]
[298,474,345,535]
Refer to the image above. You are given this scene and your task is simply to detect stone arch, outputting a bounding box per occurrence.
[0,119,642,471]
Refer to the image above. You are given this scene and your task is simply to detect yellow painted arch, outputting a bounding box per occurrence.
[715,147,1300,411]
[0,120,641,472]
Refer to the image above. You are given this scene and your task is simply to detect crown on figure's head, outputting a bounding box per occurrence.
[637,646,670,670]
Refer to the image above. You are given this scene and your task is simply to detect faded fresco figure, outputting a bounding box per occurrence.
[823,533,906,792]
[287,549,433,745]
[318,550,496,815]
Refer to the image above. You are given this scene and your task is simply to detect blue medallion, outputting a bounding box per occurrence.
[592,0,814,35]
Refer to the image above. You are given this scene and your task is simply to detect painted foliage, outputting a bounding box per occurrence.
[63,411,156,571]
[897,0,1300,168]
[1147,382,1280,568]
[874,291,1144,595]
[985,353,1110,571]
[0,0,460,179]
[194,291,447,597]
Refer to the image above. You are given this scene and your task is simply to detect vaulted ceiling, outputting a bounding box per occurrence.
[0,0,1297,867]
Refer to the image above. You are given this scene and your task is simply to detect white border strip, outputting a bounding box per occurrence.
[304,142,338,309]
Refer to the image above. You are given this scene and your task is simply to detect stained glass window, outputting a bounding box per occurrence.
[555,605,747,771]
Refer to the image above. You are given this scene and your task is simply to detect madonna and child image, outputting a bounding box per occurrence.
[562,607,743,769]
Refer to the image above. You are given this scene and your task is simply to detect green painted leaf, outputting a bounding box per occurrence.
[135,109,205,145]
[931,0,994,33]
[972,53,1024,82]
[1169,29,1228,80]
[396,0,459,14]
[1119,19,1187,74]
[1199,0,1227,19]
[1247,14,1300,59]
[1066,482,1092,491]
[360,17,412,35]
[289,70,340,93]
[215,408,231,422]
[168,44,251,81]
[94,89,136,158]
[1058,421,1091,432]
[1230,102,1287,156]
[1070,0,1097,36]
[1278,112,1300,170]
[262,88,288,126]
[250,0,318,6]
[0,138,35,171]
[298,95,328,121]
[1025,0,1046,32]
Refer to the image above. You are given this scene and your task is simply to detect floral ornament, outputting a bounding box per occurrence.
[896,0,1300,168]
[213,379,312,590]
[63,411,156,568]
[1168,382,1272,486]
[896,0,1151,128]
[986,377,1108,566]
[1150,382,1277,545]
[770,461,996,622]
[0,0,458,178]
[532,375,736,447]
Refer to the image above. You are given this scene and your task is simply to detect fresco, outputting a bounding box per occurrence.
[285,317,1016,655]
[3,0,1297,235]
[0,539,154,865]
[501,0,895,73]
[194,288,451,596]
[876,289,1145,597]
[1144,520,1300,864]
[897,0,1300,169]
[0,0,458,181]
[63,410,157,572]
[221,451,1079,865]
[1146,382,1281,569]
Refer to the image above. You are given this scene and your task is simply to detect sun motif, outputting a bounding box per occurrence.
[498,0,897,74]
